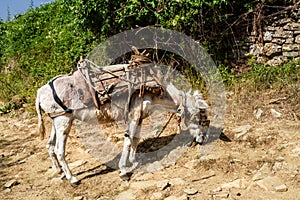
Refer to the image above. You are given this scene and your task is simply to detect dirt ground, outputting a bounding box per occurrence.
[0,89,299,200]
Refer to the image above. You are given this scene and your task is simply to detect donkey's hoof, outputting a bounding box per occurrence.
[120,172,133,181]
[119,172,130,181]
[70,177,80,187]
[196,135,207,145]
[121,174,130,181]
[60,173,67,180]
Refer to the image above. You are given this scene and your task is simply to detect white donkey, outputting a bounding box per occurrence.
[36,61,209,185]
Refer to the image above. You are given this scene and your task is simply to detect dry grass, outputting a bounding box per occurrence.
[222,60,300,123]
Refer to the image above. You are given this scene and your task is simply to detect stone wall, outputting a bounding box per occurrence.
[247,8,300,66]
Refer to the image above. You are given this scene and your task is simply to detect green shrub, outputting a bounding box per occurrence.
[0,0,298,113]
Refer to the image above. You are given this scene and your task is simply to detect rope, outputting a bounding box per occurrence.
[146,113,175,148]
[155,113,175,138]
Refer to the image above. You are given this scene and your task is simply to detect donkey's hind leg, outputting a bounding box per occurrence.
[53,115,79,185]
[46,123,62,175]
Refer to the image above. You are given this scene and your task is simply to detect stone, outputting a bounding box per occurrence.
[150,192,163,200]
[221,179,245,189]
[254,108,263,119]
[211,187,222,193]
[230,158,241,163]
[256,56,267,63]
[292,147,300,156]
[120,181,130,190]
[296,35,300,44]
[265,26,276,31]
[184,160,198,170]
[273,27,293,38]
[286,37,294,44]
[4,179,19,188]
[270,109,282,118]
[50,177,63,184]
[74,196,84,200]
[233,125,252,139]
[215,192,230,198]
[275,156,285,162]
[169,178,186,186]
[282,51,299,57]
[133,172,154,181]
[252,163,270,181]
[263,31,273,41]
[275,184,288,192]
[130,180,157,190]
[283,22,300,31]
[272,162,283,172]
[256,176,283,191]
[266,56,288,66]
[199,154,219,160]
[290,22,300,31]
[115,190,136,200]
[282,44,300,51]
[3,188,12,193]
[164,196,177,200]
[264,43,282,56]
[199,171,216,180]
[183,188,198,195]
[164,195,187,200]
[147,161,164,172]
[249,44,263,56]
[69,160,87,169]
[156,180,170,190]
[271,38,284,44]
[276,18,292,25]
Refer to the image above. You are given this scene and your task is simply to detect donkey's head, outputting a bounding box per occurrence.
[178,90,210,145]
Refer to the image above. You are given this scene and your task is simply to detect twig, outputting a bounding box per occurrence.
[268,96,289,104]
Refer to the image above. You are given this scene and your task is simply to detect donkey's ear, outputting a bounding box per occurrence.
[193,90,199,96]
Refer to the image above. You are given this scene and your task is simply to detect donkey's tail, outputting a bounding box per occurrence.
[36,89,45,140]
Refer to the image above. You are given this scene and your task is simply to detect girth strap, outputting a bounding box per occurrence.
[48,78,73,114]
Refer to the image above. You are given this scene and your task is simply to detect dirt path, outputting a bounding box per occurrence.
[1,96,300,200]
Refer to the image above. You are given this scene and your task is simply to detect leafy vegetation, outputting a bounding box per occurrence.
[0,1,97,106]
[0,0,298,113]
[219,57,300,90]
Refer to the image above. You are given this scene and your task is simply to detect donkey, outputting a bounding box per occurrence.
[36,61,209,185]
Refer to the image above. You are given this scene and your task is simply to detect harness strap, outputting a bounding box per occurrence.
[48,78,73,114]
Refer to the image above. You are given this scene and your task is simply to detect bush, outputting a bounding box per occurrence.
[0,1,97,105]
[0,0,297,112]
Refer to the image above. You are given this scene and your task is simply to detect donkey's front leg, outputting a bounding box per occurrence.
[128,119,142,172]
[119,116,140,179]
[119,132,131,178]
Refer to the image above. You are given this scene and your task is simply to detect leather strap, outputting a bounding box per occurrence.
[48,78,73,114]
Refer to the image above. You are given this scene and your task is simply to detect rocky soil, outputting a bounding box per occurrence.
[0,90,299,200]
